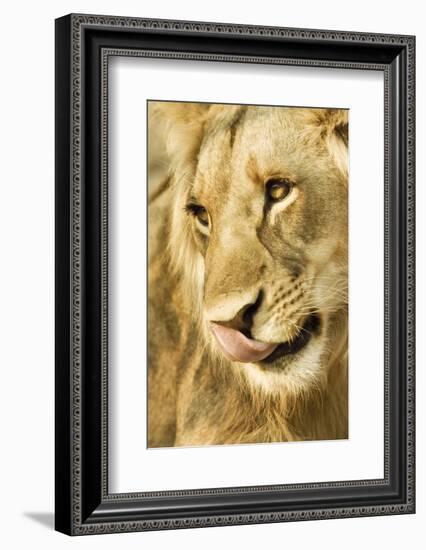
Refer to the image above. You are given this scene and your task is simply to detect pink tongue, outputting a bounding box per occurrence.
[210,323,278,363]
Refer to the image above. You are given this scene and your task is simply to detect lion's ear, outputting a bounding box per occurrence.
[149,101,211,169]
[150,101,211,126]
[325,108,348,145]
[318,109,349,178]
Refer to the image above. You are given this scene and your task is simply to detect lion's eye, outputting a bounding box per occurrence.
[266,179,292,202]
[195,207,209,227]
[185,203,210,229]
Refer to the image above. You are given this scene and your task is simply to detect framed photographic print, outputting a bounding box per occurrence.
[55,14,415,535]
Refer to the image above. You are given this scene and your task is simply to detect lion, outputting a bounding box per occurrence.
[147,101,348,447]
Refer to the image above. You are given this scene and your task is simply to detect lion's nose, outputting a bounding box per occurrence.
[213,290,263,336]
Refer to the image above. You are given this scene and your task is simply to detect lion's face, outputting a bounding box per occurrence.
[157,103,348,393]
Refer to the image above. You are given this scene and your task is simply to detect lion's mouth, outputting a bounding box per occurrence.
[209,313,320,364]
[260,313,321,364]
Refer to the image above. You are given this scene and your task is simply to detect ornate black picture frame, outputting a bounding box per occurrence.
[55,13,415,535]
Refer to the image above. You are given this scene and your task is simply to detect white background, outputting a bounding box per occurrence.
[110,58,384,493]
[0,0,423,548]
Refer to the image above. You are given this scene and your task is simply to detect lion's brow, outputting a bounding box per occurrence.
[186,194,200,205]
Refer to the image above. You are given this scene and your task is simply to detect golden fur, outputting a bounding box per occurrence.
[148,101,348,447]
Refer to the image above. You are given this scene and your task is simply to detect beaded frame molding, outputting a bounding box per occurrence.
[55,14,415,536]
